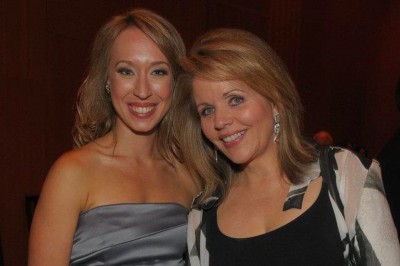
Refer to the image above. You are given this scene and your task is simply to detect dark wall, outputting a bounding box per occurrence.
[299,1,400,154]
[1,1,399,265]
[364,1,400,156]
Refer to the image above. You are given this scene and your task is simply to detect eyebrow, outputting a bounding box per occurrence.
[196,102,208,108]
[114,60,170,68]
[195,88,243,107]
[223,88,242,97]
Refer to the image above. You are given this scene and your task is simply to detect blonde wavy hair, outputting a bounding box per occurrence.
[72,8,186,161]
[172,28,317,201]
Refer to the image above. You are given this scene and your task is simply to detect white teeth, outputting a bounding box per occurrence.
[132,106,154,114]
[223,130,245,143]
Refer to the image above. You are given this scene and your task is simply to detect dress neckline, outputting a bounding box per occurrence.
[80,202,189,215]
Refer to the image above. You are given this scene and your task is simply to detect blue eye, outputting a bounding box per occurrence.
[230,96,244,106]
[117,67,134,76]
[200,106,214,117]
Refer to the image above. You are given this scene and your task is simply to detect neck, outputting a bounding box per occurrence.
[236,154,289,190]
[107,120,161,160]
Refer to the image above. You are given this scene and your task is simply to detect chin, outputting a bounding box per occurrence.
[226,155,252,166]
[131,123,159,134]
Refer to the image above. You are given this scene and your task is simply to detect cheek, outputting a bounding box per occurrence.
[241,105,274,136]
[200,119,214,140]
[109,76,131,95]
[153,79,173,101]
[240,107,266,125]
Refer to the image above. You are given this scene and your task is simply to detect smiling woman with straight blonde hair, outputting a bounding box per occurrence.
[172,28,400,266]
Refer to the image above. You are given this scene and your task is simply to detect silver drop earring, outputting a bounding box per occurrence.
[273,112,280,144]
[214,147,218,163]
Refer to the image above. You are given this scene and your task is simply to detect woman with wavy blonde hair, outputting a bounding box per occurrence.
[29,8,198,265]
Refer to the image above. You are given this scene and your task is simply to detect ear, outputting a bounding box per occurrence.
[271,103,279,116]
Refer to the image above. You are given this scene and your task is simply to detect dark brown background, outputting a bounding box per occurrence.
[1,1,399,265]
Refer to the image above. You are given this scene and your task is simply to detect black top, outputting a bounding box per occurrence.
[206,182,344,266]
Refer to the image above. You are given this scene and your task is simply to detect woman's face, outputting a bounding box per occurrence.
[193,78,278,166]
[108,27,172,134]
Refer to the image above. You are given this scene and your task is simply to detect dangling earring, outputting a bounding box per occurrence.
[105,83,111,95]
[273,112,280,144]
[214,146,218,163]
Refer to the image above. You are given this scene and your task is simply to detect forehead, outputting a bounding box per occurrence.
[193,77,273,106]
[193,78,257,97]
[110,27,168,62]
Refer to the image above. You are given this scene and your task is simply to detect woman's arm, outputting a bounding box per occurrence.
[28,152,87,266]
[357,160,400,265]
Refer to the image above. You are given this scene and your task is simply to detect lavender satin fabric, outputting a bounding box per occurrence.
[70,203,188,265]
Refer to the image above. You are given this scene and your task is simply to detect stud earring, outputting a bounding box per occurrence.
[273,112,280,144]
[105,83,111,95]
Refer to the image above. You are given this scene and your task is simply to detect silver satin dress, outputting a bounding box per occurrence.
[70,203,188,265]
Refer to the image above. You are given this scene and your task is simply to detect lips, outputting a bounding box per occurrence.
[132,106,154,114]
[128,103,157,117]
[221,130,246,147]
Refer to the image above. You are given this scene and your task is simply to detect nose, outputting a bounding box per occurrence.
[214,108,232,130]
[133,74,152,99]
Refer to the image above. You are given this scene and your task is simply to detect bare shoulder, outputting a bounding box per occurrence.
[48,140,110,180]
[49,149,88,178]
[28,146,98,265]
[48,146,97,184]
[39,146,96,210]
[33,140,114,221]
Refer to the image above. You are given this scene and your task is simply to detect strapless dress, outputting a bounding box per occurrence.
[70,203,188,265]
